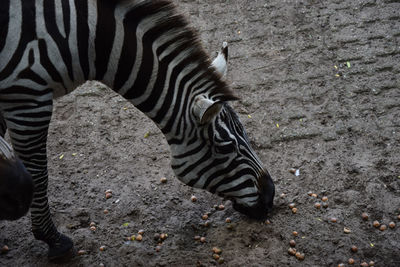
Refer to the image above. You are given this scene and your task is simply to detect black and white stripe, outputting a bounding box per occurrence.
[0,0,274,259]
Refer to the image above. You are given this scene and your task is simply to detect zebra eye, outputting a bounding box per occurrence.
[214,141,236,154]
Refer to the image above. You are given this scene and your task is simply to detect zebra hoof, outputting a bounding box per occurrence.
[47,233,74,261]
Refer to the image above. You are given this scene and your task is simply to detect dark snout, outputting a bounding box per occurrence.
[0,156,33,221]
[233,172,275,220]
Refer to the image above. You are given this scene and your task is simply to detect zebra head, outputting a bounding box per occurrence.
[170,43,275,219]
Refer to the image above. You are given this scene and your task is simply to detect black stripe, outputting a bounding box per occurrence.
[0,0,36,81]
[0,86,52,96]
[38,39,65,88]
[74,0,90,80]
[0,0,10,52]
[212,170,255,194]
[43,0,74,81]
[187,156,229,187]
[94,1,117,81]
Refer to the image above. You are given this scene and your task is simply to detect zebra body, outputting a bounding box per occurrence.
[0,0,275,259]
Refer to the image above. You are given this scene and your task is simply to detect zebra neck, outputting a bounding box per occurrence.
[95,1,234,141]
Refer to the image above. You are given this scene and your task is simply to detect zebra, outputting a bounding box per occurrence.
[0,0,275,260]
[0,135,33,221]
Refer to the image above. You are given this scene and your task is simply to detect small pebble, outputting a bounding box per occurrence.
[202,214,208,220]
[288,248,296,256]
[351,245,358,253]
[362,212,369,220]
[105,189,112,194]
[360,262,368,267]
[1,245,9,254]
[77,250,86,256]
[218,204,225,210]
[99,245,106,251]
[160,177,167,183]
[369,261,375,266]
[292,231,298,237]
[379,224,387,231]
[330,217,337,223]
[289,203,296,209]
[136,234,143,241]
[200,237,206,243]
[225,218,231,223]
[90,222,96,227]
[191,196,197,202]
[292,208,298,214]
[314,202,321,209]
[105,192,112,199]
[373,220,380,228]
[348,258,355,264]
[103,209,109,214]
[90,226,96,231]
[289,240,296,247]
[322,196,328,202]
[388,222,395,229]
[311,193,318,198]
[160,233,167,240]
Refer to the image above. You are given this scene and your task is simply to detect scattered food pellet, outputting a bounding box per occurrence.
[280,193,286,198]
[289,203,296,209]
[348,258,355,265]
[314,202,321,209]
[202,214,208,220]
[225,218,231,223]
[103,209,109,214]
[191,196,197,202]
[160,177,167,183]
[338,264,345,267]
[289,168,296,174]
[265,219,271,225]
[90,226,96,231]
[389,222,396,229]
[289,240,296,247]
[154,233,160,241]
[343,227,351,234]
[311,193,318,198]
[105,192,112,199]
[160,233,167,240]
[217,257,225,264]
[330,217,338,223]
[99,245,106,251]
[204,221,210,227]
[360,262,369,267]
[373,220,380,228]
[351,245,358,253]
[292,208,298,214]
[77,250,86,255]
[194,235,201,241]
[288,248,296,256]
[212,247,222,254]
[136,234,143,241]
[362,212,369,220]
[295,252,305,261]
[322,202,329,209]
[307,191,313,196]
[156,246,161,252]
[218,204,225,210]
[322,196,328,202]
[213,254,220,260]
[369,261,375,266]
[292,231,298,237]
[200,237,206,243]
[138,229,145,235]
[1,245,9,254]
[105,189,112,194]
[379,224,387,231]
[90,222,96,227]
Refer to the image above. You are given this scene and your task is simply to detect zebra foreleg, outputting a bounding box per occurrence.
[4,108,73,260]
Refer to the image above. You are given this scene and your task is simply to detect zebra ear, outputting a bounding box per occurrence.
[193,96,223,124]
[211,42,228,77]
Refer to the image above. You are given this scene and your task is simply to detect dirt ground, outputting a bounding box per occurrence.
[1,0,400,266]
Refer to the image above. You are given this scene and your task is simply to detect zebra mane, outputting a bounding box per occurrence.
[117,0,239,102]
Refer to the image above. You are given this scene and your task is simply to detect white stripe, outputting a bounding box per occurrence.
[87,0,98,79]
[55,0,66,38]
